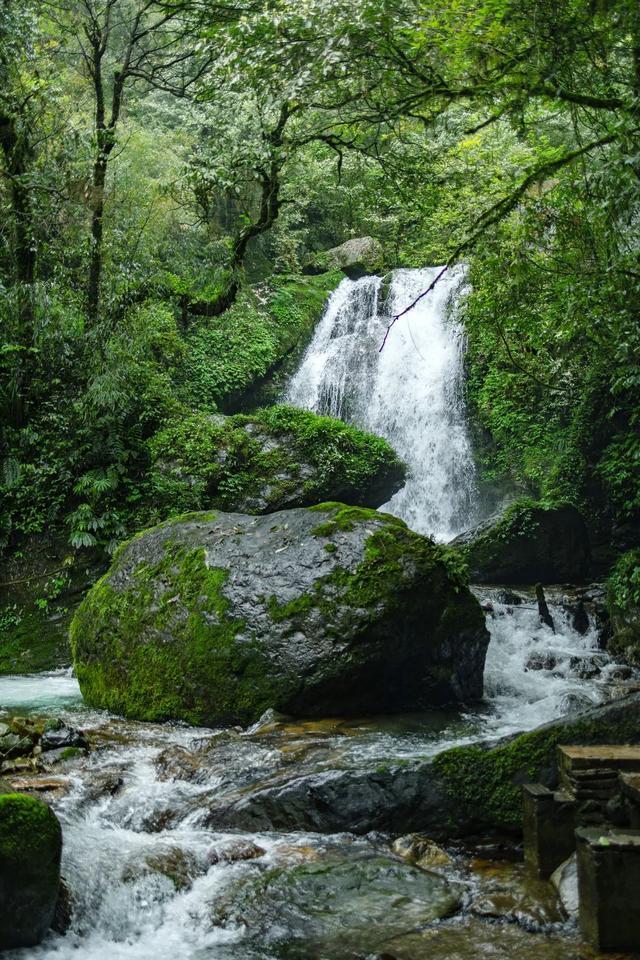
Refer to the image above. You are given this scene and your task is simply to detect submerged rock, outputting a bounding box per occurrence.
[212,852,461,955]
[0,792,62,948]
[148,405,405,517]
[71,504,488,726]
[452,499,590,584]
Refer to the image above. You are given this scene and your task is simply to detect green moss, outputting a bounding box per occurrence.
[434,703,640,830]
[176,271,342,410]
[0,793,61,860]
[310,502,406,537]
[267,505,475,636]
[607,549,640,664]
[71,540,287,725]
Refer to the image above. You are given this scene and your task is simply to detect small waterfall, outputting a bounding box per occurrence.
[286,266,479,541]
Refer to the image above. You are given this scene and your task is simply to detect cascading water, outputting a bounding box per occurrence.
[286,266,479,541]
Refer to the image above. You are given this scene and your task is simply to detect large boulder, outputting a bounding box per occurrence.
[0,792,62,948]
[452,499,590,584]
[304,236,384,279]
[71,504,489,726]
[209,691,640,838]
[148,406,405,517]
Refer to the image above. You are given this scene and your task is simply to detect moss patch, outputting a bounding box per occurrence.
[607,549,640,665]
[71,541,286,724]
[433,702,640,830]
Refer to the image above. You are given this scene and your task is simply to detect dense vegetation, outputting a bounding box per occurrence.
[1,0,639,628]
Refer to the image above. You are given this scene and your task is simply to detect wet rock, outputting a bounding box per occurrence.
[550,853,578,918]
[570,600,590,635]
[525,652,557,672]
[52,877,73,934]
[391,834,452,870]
[212,852,462,956]
[451,500,590,584]
[208,840,266,865]
[469,859,565,928]
[495,589,525,605]
[142,847,203,891]
[155,745,204,783]
[40,723,88,753]
[72,505,489,725]
[569,655,602,679]
[0,792,62,949]
[210,691,640,838]
[81,770,124,802]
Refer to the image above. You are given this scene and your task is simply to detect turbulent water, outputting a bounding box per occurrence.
[286,267,479,541]
[2,591,632,959]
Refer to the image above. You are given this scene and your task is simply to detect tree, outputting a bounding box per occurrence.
[45,0,206,322]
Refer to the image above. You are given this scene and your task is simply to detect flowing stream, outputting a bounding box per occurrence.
[286,267,480,541]
[3,271,636,957]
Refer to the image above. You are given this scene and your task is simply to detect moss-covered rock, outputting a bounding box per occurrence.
[147,405,406,517]
[0,791,62,948]
[71,504,489,726]
[432,690,640,832]
[607,549,640,665]
[304,237,384,279]
[451,498,590,584]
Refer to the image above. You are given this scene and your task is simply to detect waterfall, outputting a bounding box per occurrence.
[286,266,479,542]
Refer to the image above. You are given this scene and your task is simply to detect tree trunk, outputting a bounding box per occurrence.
[87,156,108,324]
[0,113,36,425]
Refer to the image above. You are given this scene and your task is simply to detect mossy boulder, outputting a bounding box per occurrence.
[147,405,406,517]
[607,549,640,665]
[304,236,384,279]
[0,792,62,948]
[71,504,489,726]
[451,499,590,584]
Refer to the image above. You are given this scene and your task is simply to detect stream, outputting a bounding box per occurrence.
[2,269,634,958]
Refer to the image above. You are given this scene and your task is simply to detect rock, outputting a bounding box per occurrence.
[211,852,461,955]
[208,840,266,865]
[148,405,405,518]
[207,691,640,838]
[571,600,590,635]
[550,853,578,918]
[40,724,88,753]
[452,499,590,584]
[0,792,62,948]
[469,859,565,928]
[304,236,384,279]
[391,834,452,870]
[71,504,489,726]
[52,877,73,934]
[525,652,557,672]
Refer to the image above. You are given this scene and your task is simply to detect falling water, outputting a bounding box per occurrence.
[286,266,479,541]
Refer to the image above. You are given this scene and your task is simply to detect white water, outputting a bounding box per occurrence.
[286,267,479,541]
